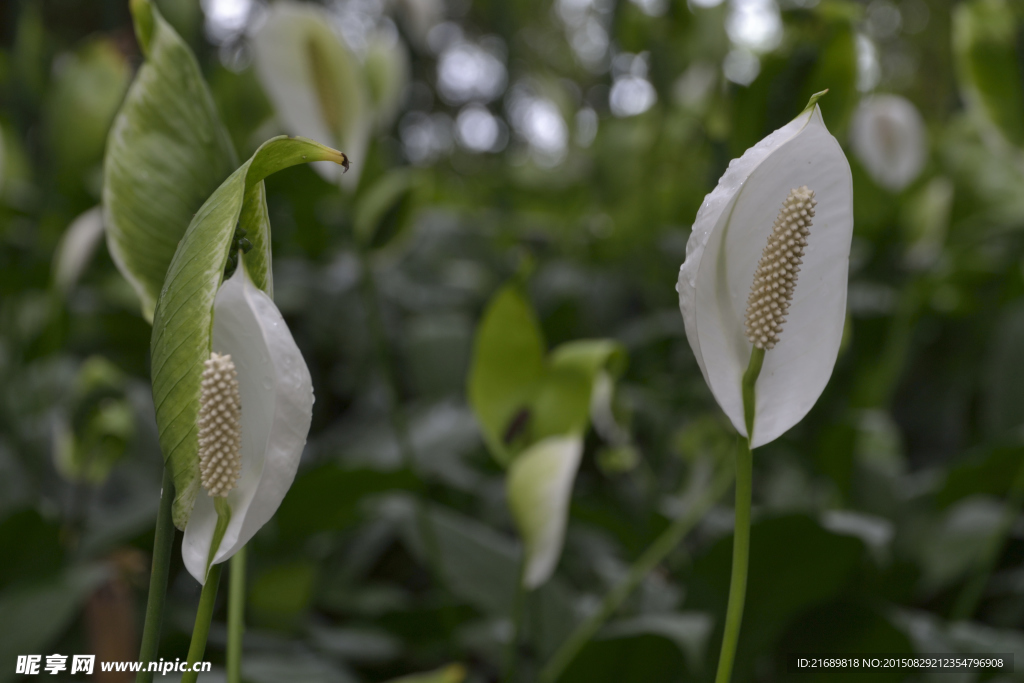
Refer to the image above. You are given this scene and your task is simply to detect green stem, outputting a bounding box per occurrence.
[741,348,764,437]
[538,464,735,683]
[714,347,763,683]
[714,438,753,683]
[135,467,175,683]
[181,563,223,683]
[951,457,1024,621]
[503,559,528,683]
[358,251,454,631]
[227,546,247,683]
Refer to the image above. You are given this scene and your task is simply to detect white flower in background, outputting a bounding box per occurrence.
[506,436,583,589]
[677,97,853,447]
[54,206,105,294]
[249,2,372,187]
[851,94,927,192]
[365,26,411,130]
[182,261,314,583]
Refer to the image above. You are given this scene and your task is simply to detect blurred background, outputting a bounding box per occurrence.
[2,0,1024,680]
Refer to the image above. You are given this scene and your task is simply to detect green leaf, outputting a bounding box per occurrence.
[249,561,317,629]
[103,0,238,322]
[468,283,547,465]
[385,664,467,683]
[560,613,712,683]
[535,339,627,440]
[548,339,628,379]
[353,170,418,248]
[396,502,580,651]
[935,444,1024,508]
[953,0,1024,148]
[0,566,108,683]
[469,284,629,464]
[151,136,347,529]
[687,514,864,681]
[46,38,129,193]
[0,510,63,591]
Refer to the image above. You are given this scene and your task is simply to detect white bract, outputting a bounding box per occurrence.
[506,435,583,589]
[182,262,314,583]
[851,94,926,192]
[677,100,853,447]
[250,2,371,188]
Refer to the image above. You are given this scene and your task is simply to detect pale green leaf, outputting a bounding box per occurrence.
[467,283,546,465]
[151,136,347,529]
[507,435,584,589]
[532,339,627,442]
[103,0,237,322]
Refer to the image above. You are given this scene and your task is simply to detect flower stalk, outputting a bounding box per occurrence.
[135,467,175,683]
[502,558,528,683]
[181,563,223,683]
[715,347,763,683]
[227,547,247,683]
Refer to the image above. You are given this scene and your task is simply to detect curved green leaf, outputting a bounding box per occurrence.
[468,283,546,466]
[152,136,347,529]
[103,0,237,322]
[549,339,627,380]
[953,0,1024,148]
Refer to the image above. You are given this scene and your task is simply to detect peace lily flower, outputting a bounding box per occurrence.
[851,94,927,192]
[250,2,372,188]
[676,93,853,447]
[181,259,314,583]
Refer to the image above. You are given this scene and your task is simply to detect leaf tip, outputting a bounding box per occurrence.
[129,0,155,56]
[802,89,830,116]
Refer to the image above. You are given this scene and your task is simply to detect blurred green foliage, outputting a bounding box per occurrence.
[3,0,1024,680]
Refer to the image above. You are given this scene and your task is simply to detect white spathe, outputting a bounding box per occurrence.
[851,94,926,192]
[249,2,371,188]
[182,262,314,583]
[506,435,583,589]
[677,102,853,448]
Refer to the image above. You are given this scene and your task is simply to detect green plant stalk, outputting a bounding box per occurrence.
[227,546,247,683]
[178,497,231,683]
[181,562,223,683]
[358,252,454,630]
[538,463,736,683]
[503,559,528,683]
[951,456,1024,621]
[135,467,175,683]
[714,347,763,683]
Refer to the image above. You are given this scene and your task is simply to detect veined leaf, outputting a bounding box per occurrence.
[953,0,1024,148]
[103,0,237,322]
[151,136,347,529]
[467,283,546,466]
